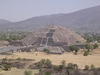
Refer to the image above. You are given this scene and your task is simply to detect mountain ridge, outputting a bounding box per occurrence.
[0,5,100,32]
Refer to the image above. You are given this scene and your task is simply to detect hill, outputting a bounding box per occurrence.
[1,5,100,32]
[0,19,12,25]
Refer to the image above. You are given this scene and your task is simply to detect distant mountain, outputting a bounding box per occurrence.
[1,5,100,32]
[0,19,12,25]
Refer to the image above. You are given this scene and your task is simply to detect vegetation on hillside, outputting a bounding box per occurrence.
[0,31,29,42]
[82,33,100,43]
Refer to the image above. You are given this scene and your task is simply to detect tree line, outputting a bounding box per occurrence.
[0,31,30,42]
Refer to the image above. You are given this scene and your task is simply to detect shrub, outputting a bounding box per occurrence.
[24,70,33,75]
[61,60,66,67]
[53,65,63,71]
[84,51,89,56]
[66,69,71,75]
[74,46,80,53]
[84,65,89,70]
[70,45,80,53]
[44,71,51,75]
[90,64,95,69]
[16,57,21,61]
[85,44,92,51]
[67,63,78,69]
[2,58,7,62]
[70,45,75,51]
[40,59,46,64]
[8,58,13,62]
[67,63,74,69]
[45,59,52,67]
[43,48,50,54]
[3,64,11,71]
[93,43,98,49]
[36,61,42,67]
[73,64,78,69]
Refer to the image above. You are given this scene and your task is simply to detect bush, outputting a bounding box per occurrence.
[43,48,50,54]
[61,60,66,67]
[40,59,46,64]
[67,63,74,69]
[74,46,80,53]
[44,71,51,75]
[84,51,89,56]
[8,58,13,62]
[70,45,80,53]
[90,64,95,69]
[70,45,75,51]
[45,59,52,67]
[67,63,78,69]
[93,43,98,49]
[84,65,89,70]
[3,64,11,71]
[2,58,7,62]
[66,69,70,75]
[36,61,42,67]
[53,65,63,71]
[85,44,92,51]
[16,57,21,61]
[24,70,33,75]
[73,64,78,69]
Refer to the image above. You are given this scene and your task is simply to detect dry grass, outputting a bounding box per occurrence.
[0,68,38,75]
[0,50,100,69]
[0,48,100,75]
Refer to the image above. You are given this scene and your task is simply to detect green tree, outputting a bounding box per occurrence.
[85,44,92,51]
[70,45,79,53]
[74,46,80,55]
[70,45,75,51]
[84,51,89,56]
[93,43,98,49]
[24,70,33,75]
[43,48,50,54]
[74,46,80,53]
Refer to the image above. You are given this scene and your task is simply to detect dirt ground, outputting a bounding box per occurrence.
[0,49,100,69]
[0,47,100,75]
[0,68,38,75]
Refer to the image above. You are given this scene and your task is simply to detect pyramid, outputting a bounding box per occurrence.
[21,26,86,47]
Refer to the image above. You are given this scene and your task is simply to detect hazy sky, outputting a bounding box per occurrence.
[0,0,100,22]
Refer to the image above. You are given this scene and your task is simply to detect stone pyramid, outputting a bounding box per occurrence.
[21,26,85,47]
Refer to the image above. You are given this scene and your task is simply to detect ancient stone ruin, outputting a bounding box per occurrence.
[9,26,86,54]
